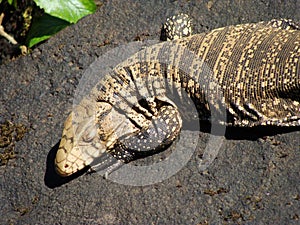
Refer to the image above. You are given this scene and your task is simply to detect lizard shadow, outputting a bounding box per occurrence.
[193,120,300,140]
[45,121,299,187]
[44,141,89,188]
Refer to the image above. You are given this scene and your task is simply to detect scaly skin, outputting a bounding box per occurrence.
[55,17,300,177]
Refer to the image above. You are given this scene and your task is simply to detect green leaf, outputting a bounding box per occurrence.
[4,0,16,6]
[26,14,70,48]
[34,0,96,23]
[7,0,17,7]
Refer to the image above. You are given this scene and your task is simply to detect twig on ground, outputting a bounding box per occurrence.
[0,13,18,45]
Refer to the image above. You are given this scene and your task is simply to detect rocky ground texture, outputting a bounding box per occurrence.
[0,0,299,224]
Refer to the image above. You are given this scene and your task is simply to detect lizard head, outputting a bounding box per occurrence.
[55,102,139,177]
[55,112,104,177]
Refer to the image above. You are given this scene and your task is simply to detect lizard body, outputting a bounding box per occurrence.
[55,16,300,177]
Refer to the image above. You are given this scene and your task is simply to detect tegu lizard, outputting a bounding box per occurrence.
[55,14,300,177]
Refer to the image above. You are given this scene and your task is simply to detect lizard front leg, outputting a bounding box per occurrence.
[88,103,182,176]
[111,104,182,162]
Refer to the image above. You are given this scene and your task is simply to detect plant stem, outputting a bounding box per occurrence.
[0,13,18,45]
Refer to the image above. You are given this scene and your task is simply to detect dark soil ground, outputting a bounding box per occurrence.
[0,0,299,224]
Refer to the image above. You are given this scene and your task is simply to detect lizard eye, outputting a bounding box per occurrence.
[82,125,97,142]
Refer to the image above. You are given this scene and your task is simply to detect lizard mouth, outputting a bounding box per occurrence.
[54,147,85,177]
[54,162,72,177]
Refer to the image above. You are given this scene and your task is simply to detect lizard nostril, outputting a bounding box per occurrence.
[64,164,69,168]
